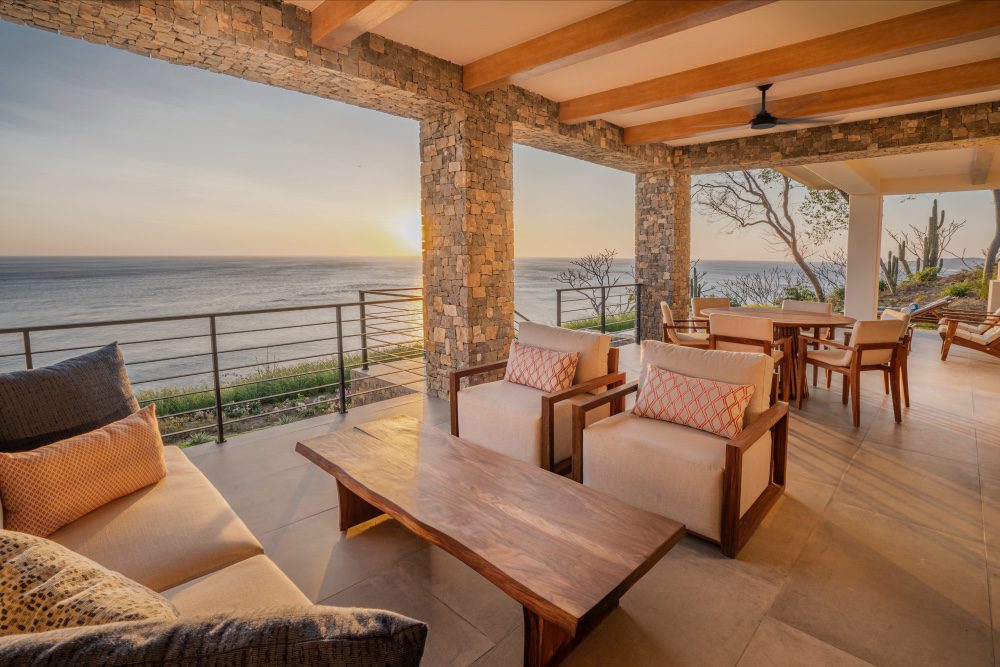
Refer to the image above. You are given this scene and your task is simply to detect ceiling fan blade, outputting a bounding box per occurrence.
[776,116,845,126]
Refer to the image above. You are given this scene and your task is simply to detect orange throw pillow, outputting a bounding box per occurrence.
[633,365,755,439]
[504,341,579,393]
[0,405,166,536]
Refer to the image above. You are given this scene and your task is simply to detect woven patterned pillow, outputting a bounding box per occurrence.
[0,405,166,537]
[633,365,755,439]
[504,341,579,392]
[0,530,178,636]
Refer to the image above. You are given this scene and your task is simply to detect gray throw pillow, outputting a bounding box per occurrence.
[0,343,139,452]
[0,606,427,667]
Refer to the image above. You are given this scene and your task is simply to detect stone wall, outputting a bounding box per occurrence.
[635,170,689,340]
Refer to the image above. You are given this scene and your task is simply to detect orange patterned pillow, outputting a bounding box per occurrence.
[633,365,755,439]
[0,405,166,536]
[504,341,579,393]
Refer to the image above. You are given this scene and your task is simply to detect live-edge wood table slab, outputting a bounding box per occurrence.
[296,415,684,667]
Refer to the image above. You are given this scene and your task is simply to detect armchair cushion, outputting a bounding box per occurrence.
[636,341,774,425]
[633,365,754,439]
[709,313,775,354]
[582,413,771,541]
[503,341,578,392]
[518,322,610,384]
[457,380,609,466]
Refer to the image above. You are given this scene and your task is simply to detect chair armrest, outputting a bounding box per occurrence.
[799,334,851,350]
[450,359,507,383]
[570,381,639,482]
[542,372,626,405]
[449,359,508,436]
[726,402,789,453]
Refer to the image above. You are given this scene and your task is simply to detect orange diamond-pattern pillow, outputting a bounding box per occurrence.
[504,341,579,393]
[0,405,166,537]
[633,365,755,439]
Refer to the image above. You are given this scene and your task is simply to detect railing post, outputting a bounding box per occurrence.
[209,316,225,444]
[635,283,642,343]
[556,290,562,328]
[600,286,607,334]
[336,305,347,414]
[22,330,33,370]
[359,290,369,371]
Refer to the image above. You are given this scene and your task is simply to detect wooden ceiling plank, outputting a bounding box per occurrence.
[463,0,774,94]
[624,57,1000,145]
[562,1,1000,124]
[311,0,412,51]
[971,146,996,185]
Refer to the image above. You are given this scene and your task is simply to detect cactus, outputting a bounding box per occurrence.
[690,263,706,298]
[922,199,944,270]
[896,237,911,277]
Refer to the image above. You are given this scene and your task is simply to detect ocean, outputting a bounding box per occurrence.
[0,256,974,385]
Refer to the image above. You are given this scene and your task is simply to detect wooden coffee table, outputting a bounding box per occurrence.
[296,415,684,667]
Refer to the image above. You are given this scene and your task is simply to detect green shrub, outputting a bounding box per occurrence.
[182,431,214,447]
[943,281,976,298]
[563,311,635,333]
[779,285,817,304]
[915,266,940,282]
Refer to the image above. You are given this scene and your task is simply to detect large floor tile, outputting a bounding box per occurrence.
[471,627,521,667]
[563,539,781,667]
[832,442,983,542]
[323,563,494,667]
[769,502,991,667]
[736,617,874,667]
[787,419,862,486]
[863,405,979,464]
[259,511,426,602]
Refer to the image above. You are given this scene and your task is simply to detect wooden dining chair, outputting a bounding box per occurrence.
[691,297,731,325]
[782,300,834,387]
[661,301,709,348]
[798,319,906,427]
[832,308,913,407]
[709,313,794,400]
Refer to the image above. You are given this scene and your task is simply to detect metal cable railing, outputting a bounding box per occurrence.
[0,288,425,445]
[555,283,641,346]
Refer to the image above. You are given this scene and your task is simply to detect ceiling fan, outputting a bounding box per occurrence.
[748,83,837,130]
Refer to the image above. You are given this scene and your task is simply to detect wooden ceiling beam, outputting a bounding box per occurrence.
[463,0,773,94]
[624,57,1000,145]
[971,146,996,185]
[562,1,1000,124]
[311,0,412,51]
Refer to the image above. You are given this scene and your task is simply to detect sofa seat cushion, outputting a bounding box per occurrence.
[676,331,709,343]
[458,380,609,467]
[0,607,428,667]
[49,445,263,592]
[0,530,178,636]
[583,412,770,541]
[163,555,309,616]
[807,348,852,367]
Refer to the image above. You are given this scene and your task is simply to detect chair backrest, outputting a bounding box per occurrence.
[852,319,905,366]
[709,313,774,354]
[638,340,774,424]
[691,297,731,319]
[518,322,612,383]
[880,308,911,337]
[781,299,832,314]
[660,301,681,345]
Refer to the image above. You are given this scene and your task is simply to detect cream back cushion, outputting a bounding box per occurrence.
[880,308,911,331]
[709,313,774,353]
[781,299,832,314]
[660,302,679,344]
[637,340,773,425]
[518,322,610,384]
[853,319,905,365]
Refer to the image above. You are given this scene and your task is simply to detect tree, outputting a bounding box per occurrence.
[985,189,1000,282]
[693,169,848,301]
[553,248,634,316]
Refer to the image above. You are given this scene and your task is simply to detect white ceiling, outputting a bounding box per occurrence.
[286,0,1000,146]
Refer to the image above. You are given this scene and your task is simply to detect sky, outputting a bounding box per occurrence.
[0,20,995,262]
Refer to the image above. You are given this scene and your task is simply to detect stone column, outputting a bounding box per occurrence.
[844,193,883,321]
[635,169,690,341]
[420,105,515,398]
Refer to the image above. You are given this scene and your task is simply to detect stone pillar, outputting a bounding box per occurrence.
[844,194,884,321]
[420,106,515,398]
[635,169,690,341]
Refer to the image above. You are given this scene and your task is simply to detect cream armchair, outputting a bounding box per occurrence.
[571,341,788,558]
[449,323,625,473]
[837,308,913,407]
[661,301,709,348]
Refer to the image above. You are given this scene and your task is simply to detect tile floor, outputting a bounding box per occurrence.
[185,330,1000,666]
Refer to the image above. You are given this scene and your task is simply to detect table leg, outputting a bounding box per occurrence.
[523,608,574,667]
[337,480,383,531]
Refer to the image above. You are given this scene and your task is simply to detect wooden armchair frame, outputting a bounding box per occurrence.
[940,319,1000,361]
[839,326,913,407]
[709,333,795,401]
[449,347,625,472]
[797,334,902,427]
[662,319,710,347]
[570,379,788,558]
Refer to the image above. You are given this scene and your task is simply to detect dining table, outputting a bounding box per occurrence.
[702,306,856,401]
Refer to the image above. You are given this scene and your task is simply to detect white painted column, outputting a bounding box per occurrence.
[844,194,883,321]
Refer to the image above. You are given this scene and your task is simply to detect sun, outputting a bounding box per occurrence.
[393,213,422,255]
